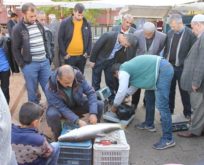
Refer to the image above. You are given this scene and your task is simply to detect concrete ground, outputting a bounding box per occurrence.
[9,65,204,165]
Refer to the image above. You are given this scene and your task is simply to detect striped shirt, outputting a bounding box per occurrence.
[26,23,46,62]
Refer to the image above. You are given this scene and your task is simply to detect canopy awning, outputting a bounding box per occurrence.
[3,0,58,6]
[119,5,172,19]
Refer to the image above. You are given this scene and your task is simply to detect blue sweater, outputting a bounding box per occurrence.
[45,69,98,123]
[0,47,9,72]
[11,125,51,165]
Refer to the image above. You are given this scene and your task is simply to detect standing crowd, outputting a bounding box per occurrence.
[1,2,204,165]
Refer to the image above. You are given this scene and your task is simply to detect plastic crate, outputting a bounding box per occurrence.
[93,130,130,165]
[58,123,93,165]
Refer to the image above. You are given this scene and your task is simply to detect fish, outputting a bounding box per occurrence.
[58,123,123,142]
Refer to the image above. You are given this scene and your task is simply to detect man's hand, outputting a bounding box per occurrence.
[89,62,95,68]
[123,95,132,104]
[192,85,198,92]
[89,114,97,124]
[78,119,87,127]
[83,52,89,59]
[64,54,70,60]
[111,106,117,113]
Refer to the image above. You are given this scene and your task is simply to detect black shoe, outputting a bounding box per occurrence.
[184,115,191,120]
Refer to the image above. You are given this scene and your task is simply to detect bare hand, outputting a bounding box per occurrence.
[123,95,132,104]
[64,54,70,60]
[89,62,95,68]
[192,85,198,92]
[89,114,97,124]
[111,106,117,113]
[83,52,89,58]
[78,119,87,127]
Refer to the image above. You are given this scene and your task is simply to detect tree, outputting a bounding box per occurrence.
[38,0,101,25]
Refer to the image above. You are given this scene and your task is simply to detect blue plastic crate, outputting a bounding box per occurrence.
[58,122,93,165]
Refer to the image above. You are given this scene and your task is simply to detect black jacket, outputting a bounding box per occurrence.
[12,19,48,67]
[7,19,17,38]
[164,26,196,66]
[90,32,137,64]
[44,26,54,63]
[58,16,92,57]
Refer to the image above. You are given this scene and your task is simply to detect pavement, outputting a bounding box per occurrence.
[9,65,204,165]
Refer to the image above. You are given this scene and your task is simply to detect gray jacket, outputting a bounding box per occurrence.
[134,29,166,55]
[181,32,204,93]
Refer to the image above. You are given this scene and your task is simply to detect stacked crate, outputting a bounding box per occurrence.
[93,130,130,165]
[58,123,92,165]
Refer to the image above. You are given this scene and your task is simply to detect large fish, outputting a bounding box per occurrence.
[58,123,122,142]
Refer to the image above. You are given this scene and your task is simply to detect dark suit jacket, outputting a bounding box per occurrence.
[164,26,196,66]
[111,26,137,63]
[90,32,137,64]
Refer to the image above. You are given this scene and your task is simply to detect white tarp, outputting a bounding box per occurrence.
[59,1,124,9]
[60,0,198,9]
[3,0,58,6]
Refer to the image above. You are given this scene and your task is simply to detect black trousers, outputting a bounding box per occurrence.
[0,70,10,103]
[169,66,191,116]
[64,55,86,74]
[92,59,116,101]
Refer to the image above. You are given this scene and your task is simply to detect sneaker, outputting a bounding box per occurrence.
[152,139,176,150]
[105,111,118,118]
[136,122,156,132]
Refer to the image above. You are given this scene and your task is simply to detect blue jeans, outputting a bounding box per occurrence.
[155,59,174,141]
[22,59,51,104]
[46,142,60,165]
[144,90,155,126]
[169,66,191,116]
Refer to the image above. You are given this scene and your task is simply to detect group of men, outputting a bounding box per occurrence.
[1,2,204,164]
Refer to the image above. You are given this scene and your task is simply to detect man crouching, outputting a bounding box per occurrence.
[45,65,104,140]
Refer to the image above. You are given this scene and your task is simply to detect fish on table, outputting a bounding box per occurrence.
[58,123,123,142]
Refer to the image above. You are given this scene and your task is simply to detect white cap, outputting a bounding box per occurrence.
[191,14,204,23]
[143,22,156,32]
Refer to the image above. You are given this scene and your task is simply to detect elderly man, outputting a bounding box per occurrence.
[178,14,204,137]
[112,14,136,34]
[111,55,175,150]
[45,65,104,140]
[134,22,166,131]
[164,14,196,118]
[111,14,139,109]
[89,32,137,102]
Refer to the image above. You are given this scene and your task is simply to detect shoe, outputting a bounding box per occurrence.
[136,122,156,132]
[105,111,118,118]
[177,131,197,138]
[152,139,176,150]
[184,115,191,120]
